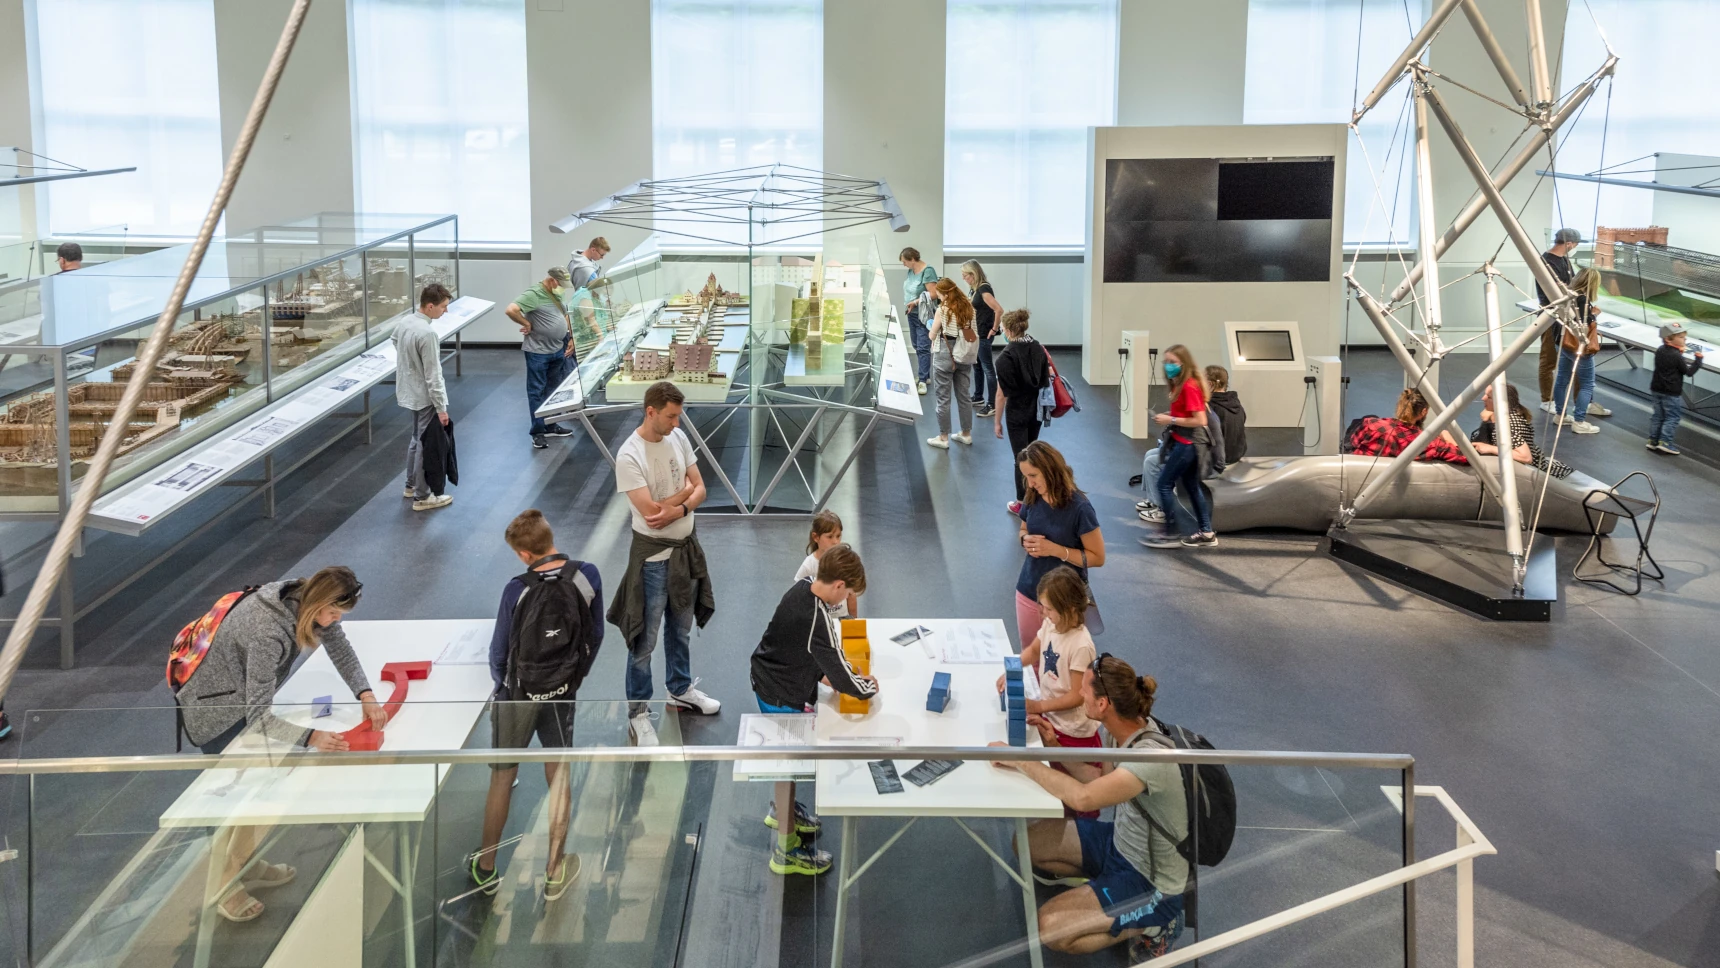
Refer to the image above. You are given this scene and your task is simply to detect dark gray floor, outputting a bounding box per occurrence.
[2,345,1718,967]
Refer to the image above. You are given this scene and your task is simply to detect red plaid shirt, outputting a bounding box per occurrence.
[1344,417,1468,463]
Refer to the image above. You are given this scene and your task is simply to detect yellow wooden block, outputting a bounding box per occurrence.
[841,619,867,639]
[841,638,870,664]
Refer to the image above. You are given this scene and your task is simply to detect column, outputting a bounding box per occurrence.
[0,0,41,244]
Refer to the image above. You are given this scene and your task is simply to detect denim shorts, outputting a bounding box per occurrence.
[1074,817,1186,939]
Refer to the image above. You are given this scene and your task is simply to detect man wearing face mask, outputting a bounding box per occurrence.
[507,267,580,449]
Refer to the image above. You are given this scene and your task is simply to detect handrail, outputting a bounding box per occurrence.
[0,744,1414,775]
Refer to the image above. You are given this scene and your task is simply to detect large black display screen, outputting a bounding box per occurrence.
[1104,157,1335,283]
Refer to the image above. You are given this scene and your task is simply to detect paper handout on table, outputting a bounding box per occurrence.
[436,625,489,665]
[940,624,1012,664]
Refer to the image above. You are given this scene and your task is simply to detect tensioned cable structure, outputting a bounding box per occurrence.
[549,164,908,247]
[0,0,315,704]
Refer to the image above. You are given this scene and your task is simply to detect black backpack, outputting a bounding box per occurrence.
[1132,719,1238,868]
[506,555,599,702]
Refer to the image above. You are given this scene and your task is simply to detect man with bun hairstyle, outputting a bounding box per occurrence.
[993,654,1188,961]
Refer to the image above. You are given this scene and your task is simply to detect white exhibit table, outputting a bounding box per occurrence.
[160,618,495,968]
[814,617,1060,968]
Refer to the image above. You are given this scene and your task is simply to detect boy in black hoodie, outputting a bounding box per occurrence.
[750,544,877,875]
[1648,322,1704,456]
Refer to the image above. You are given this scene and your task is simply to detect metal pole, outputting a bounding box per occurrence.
[1403,763,1417,968]
[52,352,75,667]
[1387,62,1614,306]
[1354,0,1466,122]
[1524,0,1553,106]
[1411,78,1445,386]
[1459,0,1531,109]
[0,0,315,703]
[1347,279,1506,503]
[1342,309,1558,525]
[1484,269,1526,588]
[261,288,273,402]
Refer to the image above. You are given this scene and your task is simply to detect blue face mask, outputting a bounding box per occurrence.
[1164,362,1182,380]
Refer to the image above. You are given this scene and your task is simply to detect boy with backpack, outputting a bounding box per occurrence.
[472,509,604,901]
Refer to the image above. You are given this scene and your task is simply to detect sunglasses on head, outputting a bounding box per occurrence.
[335,582,363,609]
[1089,652,1115,698]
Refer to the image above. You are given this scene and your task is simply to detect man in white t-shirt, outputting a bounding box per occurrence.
[606,381,720,746]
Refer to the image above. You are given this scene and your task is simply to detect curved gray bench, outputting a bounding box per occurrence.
[1204,455,1616,534]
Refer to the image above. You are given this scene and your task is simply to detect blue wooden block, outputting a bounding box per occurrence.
[312,695,333,718]
[932,671,951,692]
[1008,722,1028,747]
[1003,655,1022,674]
[1006,681,1025,697]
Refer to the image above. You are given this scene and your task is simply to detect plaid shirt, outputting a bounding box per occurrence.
[1344,416,1468,463]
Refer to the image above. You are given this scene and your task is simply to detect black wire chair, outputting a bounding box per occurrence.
[1574,471,1664,595]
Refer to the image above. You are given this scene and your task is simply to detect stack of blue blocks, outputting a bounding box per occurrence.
[927,671,951,713]
[1002,655,1026,746]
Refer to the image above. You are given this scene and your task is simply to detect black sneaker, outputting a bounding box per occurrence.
[531,434,548,450]
[542,424,576,438]
[765,800,822,835]
[1180,532,1218,548]
[470,855,499,896]
[1139,534,1184,550]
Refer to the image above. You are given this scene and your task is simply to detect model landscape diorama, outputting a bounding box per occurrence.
[610,273,744,393]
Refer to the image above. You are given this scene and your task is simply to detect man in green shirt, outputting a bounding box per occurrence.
[506,267,579,448]
[900,246,939,395]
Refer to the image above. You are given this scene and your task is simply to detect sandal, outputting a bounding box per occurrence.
[544,854,580,902]
[216,888,264,923]
[242,859,297,890]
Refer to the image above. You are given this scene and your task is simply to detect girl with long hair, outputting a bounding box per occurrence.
[1551,267,1607,433]
[1140,345,1217,549]
[1013,440,1105,646]
[926,277,980,449]
[791,510,857,616]
[961,260,1005,415]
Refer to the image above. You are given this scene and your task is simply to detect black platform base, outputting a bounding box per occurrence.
[1327,519,1557,621]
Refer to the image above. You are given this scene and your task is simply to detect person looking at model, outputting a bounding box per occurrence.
[396,283,454,511]
[1013,440,1104,648]
[993,309,1051,512]
[507,267,580,449]
[175,566,383,922]
[962,260,1004,416]
[899,247,940,394]
[607,381,720,746]
[925,277,979,450]
[55,241,82,273]
[990,654,1188,961]
[1535,228,1595,415]
[1552,267,1605,434]
[565,236,611,344]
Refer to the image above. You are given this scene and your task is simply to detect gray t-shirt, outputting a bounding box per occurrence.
[514,282,571,355]
[1111,724,1191,895]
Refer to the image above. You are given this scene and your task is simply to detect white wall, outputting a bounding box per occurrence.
[1083,123,1350,385]
[1117,0,1246,127]
[212,0,355,233]
[1,0,40,244]
[456,255,536,342]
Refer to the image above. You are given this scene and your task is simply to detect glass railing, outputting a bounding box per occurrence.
[0,700,1470,968]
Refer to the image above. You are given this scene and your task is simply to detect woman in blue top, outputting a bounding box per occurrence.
[1013,441,1106,646]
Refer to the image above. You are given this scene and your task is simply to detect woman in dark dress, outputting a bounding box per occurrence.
[992,309,1050,513]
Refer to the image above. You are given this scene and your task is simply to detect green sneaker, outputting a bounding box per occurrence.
[544,854,580,902]
[470,855,499,896]
[764,800,822,835]
[769,841,833,876]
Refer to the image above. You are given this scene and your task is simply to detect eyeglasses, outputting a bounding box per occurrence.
[1089,652,1114,698]
[336,582,363,609]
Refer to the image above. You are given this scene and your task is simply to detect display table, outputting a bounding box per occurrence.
[815,617,1060,968]
[160,619,495,968]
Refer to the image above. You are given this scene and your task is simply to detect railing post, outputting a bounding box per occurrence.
[1404,765,1417,968]
[1456,826,1475,968]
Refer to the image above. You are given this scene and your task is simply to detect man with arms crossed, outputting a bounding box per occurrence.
[396,284,453,511]
[993,653,1188,962]
[607,381,720,746]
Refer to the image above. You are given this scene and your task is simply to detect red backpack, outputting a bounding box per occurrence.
[1043,346,1079,418]
[167,586,259,694]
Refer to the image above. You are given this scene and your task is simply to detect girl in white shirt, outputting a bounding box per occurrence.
[998,565,1100,816]
[793,511,857,617]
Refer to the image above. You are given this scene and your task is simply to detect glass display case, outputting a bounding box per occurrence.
[546,228,897,512]
[0,212,458,513]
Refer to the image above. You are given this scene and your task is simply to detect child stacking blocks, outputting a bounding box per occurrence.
[839,620,872,714]
[1002,655,1026,746]
[927,671,951,713]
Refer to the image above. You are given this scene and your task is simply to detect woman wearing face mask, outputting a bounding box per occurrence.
[1139,346,1216,550]
[175,566,384,921]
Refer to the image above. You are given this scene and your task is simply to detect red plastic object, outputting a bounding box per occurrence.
[340,661,431,751]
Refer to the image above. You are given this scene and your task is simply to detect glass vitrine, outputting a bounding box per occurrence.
[0,213,458,514]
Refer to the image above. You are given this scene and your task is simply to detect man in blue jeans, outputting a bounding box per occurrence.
[606,382,720,746]
[900,247,939,395]
[506,267,580,449]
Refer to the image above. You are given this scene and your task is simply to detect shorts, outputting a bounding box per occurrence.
[1074,817,1186,940]
[489,697,574,771]
[1052,728,1104,819]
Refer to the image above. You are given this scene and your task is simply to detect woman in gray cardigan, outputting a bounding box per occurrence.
[176,566,385,921]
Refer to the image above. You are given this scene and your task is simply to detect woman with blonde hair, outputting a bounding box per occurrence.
[1140,345,1218,549]
[1551,266,1606,434]
[925,277,980,450]
[961,260,1005,416]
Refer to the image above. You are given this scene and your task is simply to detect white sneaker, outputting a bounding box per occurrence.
[403,487,416,498]
[668,680,721,715]
[1559,414,1575,427]
[1572,420,1600,434]
[926,435,950,450]
[1539,400,1556,414]
[1138,506,1165,523]
[412,494,453,511]
[628,712,659,747]
[952,432,973,446]
[916,381,928,395]
[1587,402,1612,417]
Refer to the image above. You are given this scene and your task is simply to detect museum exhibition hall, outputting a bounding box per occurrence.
[1,0,1719,966]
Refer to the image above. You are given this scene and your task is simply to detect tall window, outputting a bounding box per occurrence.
[652,0,823,184]
[1552,1,1720,237]
[349,0,530,243]
[945,0,1119,248]
[1245,0,1422,246]
[31,0,225,238]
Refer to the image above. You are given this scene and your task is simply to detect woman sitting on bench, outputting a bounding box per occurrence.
[1344,388,1467,463]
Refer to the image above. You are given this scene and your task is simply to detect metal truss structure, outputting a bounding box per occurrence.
[1336,0,1618,593]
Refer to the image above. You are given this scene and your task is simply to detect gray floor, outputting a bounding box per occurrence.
[2,344,1719,967]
